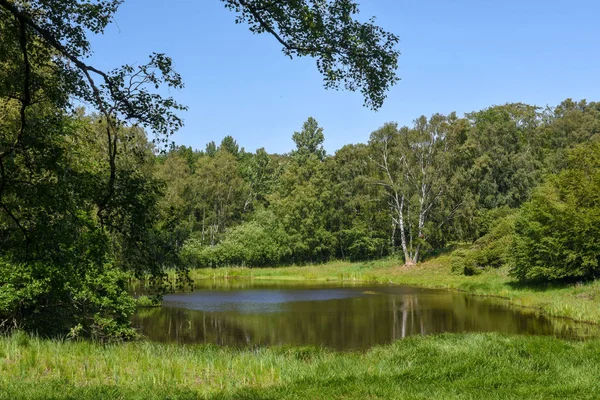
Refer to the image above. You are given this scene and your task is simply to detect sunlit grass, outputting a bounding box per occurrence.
[1,332,600,399]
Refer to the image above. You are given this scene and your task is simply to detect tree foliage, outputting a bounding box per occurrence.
[292,117,326,161]
[369,115,454,264]
[511,143,600,281]
[172,100,600,275]
[222,0,400,109]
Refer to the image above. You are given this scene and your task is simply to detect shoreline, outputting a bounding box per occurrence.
[179,255,600,325]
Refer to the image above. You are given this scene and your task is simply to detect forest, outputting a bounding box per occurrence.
[162,101,600,279]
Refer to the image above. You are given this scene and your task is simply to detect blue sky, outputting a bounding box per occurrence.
[88,0,600,155]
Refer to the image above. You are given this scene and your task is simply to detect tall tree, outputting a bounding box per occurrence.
[328,144,389,260]
[463,104,542,210]
[205,141,218,157]
[292,117,327,161]
[190,150,249,246]
[219,135,240,157]
[537,99,600,172]
[271,155,334,262]
[240,147,278,210]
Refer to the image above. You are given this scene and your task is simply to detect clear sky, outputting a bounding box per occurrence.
[88,0,600,155]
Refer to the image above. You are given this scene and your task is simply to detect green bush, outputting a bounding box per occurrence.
[181,213,389,267]
[511,143,600,281]
[0,258,136,340]
[180,210,292,268]
[451,212,516,275]
[135,295,162,308]
[338,228,387,261]
[475,206,517,237]
[450,249,481,276]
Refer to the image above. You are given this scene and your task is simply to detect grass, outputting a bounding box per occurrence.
[182,256,600,324]
[134,295,162,308]
[1,331,600,399]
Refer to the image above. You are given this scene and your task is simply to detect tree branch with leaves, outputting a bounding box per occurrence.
[223,0,400,110]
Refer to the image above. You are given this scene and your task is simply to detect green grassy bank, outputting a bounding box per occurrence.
[184,255,600,324]
[1,332,600,399]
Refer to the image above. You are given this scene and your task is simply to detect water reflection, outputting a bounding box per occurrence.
[131,281,600,350]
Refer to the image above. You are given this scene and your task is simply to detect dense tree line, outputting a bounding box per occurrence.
[163,100,599,279]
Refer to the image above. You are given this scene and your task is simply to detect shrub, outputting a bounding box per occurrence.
[451,212,516,275]
[450,249,481,276]
[180,210,292,268]
[511,144,600,281]
[0,258,136,340]
[135,295,162,308]
[338,228,387,261]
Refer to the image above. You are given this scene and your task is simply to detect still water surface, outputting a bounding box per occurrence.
[132,280,600,350]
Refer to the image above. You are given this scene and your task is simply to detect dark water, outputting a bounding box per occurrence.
[131,280,600,350]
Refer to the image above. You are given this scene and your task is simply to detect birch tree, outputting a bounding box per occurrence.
[369,115,450,265]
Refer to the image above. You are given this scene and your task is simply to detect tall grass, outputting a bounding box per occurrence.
[1,332,600,399]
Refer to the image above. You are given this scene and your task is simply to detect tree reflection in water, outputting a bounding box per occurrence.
[132,282,600,350]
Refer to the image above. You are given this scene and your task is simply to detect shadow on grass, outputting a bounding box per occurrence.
[505,277,589,293]
[420,243,462,262]
[206,372,593,400]
[0,383,203,400]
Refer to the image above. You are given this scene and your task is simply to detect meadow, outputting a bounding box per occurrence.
[1,331,600,399]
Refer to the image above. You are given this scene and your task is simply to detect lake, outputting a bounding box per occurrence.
[132,280,600,350]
